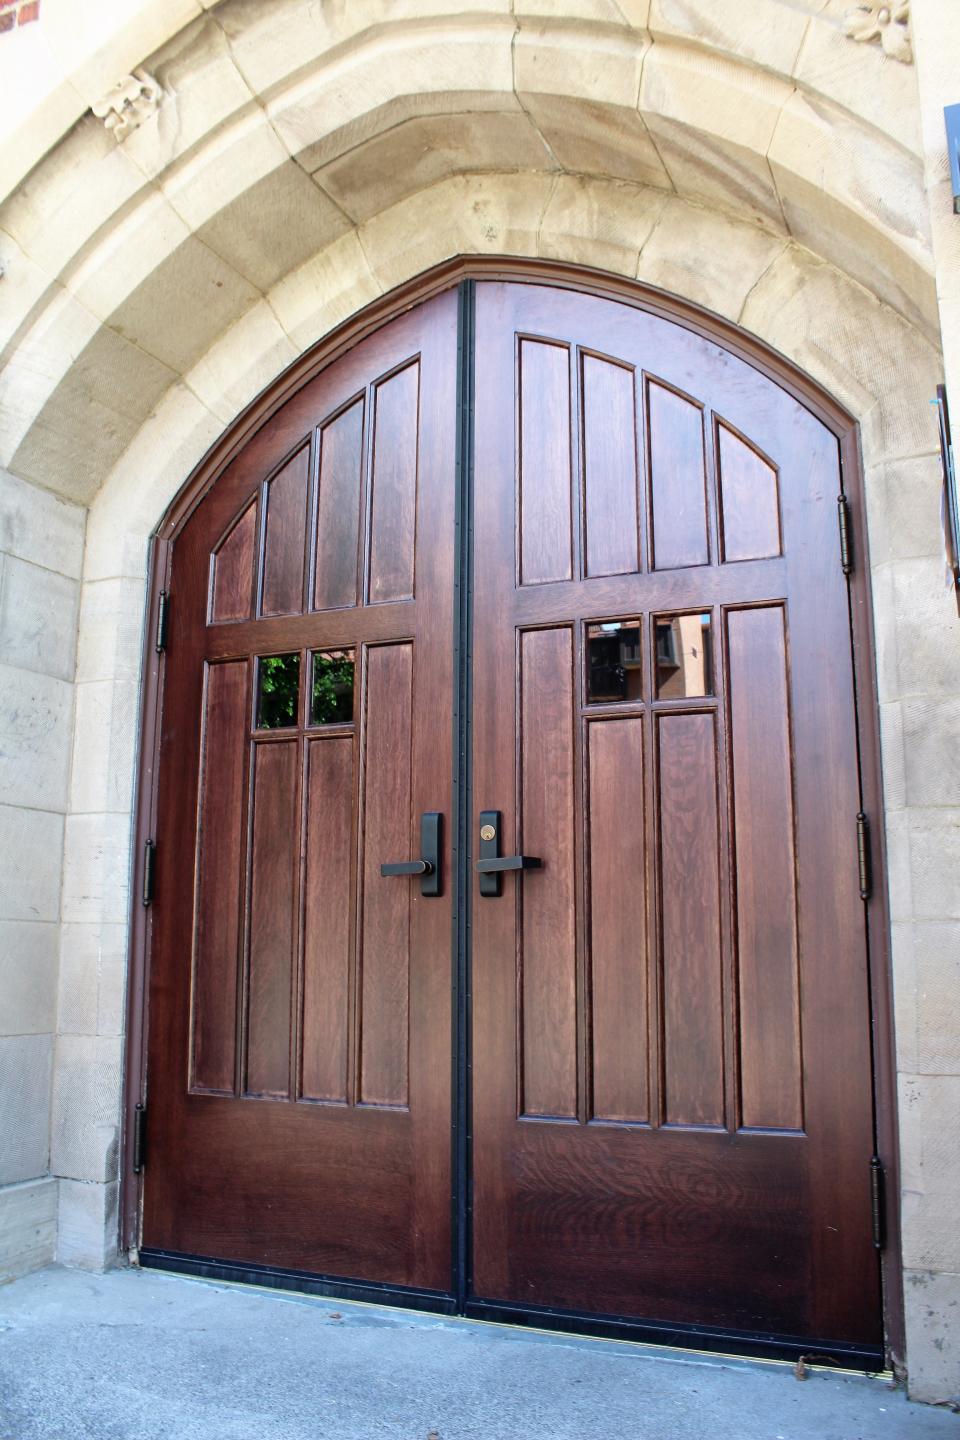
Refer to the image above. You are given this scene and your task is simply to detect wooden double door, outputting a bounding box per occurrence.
[141,279,883,1361]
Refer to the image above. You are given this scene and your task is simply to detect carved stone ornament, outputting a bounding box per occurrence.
[92,69,163,141]
[843,2,912,63]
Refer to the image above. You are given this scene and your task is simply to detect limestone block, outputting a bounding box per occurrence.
[863,454,945,567]
[0,469,84,581]
[906,808,960,922]
[903,1268,960,1404]
[166,118,351,294]
[42,1,203,114]
[83,384,223,583]
[899,1074,960,1273]
[359,174,551,294]
[0,804,63,923]
[878,699,906,812]
[517,0,647,22]
[75,578,148,686]
[314,111,554,225]
[51,1034,123,1185]
[641,39,792,164]
[739,245,941,463]
[0,35,87,210]
[120,16,255,183]
[183,302,298,427]
[218,0,511,98]
[792,11,923,157]
[57,1178,119,1271]
[267,21,517,171]
[540,175,667,277]
[890,558,960,702]
[514,22,645,107]
[3,305,178,505]
[892,920,960,1076]
[902,697,960,808]
[0,114,148,279]
[267,232,383,352]
[884,807,913,925]
[61,812,133,928]
[0,664,73,813]
[649,0,809,74]
[57,923,129,1040]
[0,1176,57,1282]
[69,680,139,817]
[0,557,79,682]
[0,920,57,1038]
[519,92,670,189]
[0,228,55,355]
[637,196,787,321]
[0,1034,53,1185]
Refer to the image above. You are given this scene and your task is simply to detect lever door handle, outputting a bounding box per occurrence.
[476,810,541,897]
[379,812,442,897]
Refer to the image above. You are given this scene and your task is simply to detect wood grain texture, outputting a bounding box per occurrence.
[359,643,413,1107]
[314,398,365,611]
[727,606,802,1131]
[301,737,354,1103]
[210,501,255,624]
[519,339,573,586]
[245,739,298,1098]
[520,627,577,1119]
[581,354,639,579]
[658,711,725,1128]
[191,660,248,1094]
[647,379,709,571]
[368,362,419,604]
[718,423,781,563]
[261,444,310,617]
[588,717,648,1124]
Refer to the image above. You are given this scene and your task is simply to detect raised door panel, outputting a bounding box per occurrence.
[647,379,709,571]
[261,444,310,617]
[581,354,640,579]
[314,398,365,612]
[518,340,573,586]
[368,364,419,605]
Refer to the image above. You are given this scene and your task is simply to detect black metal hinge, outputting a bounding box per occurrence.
[856,812,871,900]
[837,493,853,575]
[133,1102,147,1174]
[155,590,169,653]
[142,840,156,907]
[870,1155,886,1250]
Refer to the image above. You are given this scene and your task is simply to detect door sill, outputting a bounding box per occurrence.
[137,1248,457,1315]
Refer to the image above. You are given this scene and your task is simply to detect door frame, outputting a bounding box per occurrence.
[121,256,902,1366]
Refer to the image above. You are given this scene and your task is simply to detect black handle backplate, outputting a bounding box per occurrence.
[380,812,442,897]
[477,810,541,897]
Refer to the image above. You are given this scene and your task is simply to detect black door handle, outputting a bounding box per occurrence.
[380,812,442,897]
[476,810,541,897]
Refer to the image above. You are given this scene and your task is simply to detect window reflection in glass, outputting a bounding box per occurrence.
[654,614,714,699]
[586,620,642,703]
[311,649,355,726]
[256,653,300,728]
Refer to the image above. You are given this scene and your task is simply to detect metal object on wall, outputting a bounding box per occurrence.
[935,384,960,605]
[946,104,960,215]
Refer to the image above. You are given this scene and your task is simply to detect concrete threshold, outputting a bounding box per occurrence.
[0,1264,953,1440]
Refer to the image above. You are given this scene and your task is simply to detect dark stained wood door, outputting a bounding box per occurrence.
[470,281,882,1350]
[142,291,458,1292]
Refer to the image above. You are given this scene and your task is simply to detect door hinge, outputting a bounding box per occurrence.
[155,590,169,653]
[870,1155,886,1250]
[132,1102,147,1174]
[837,493,853,575]
[142,839,156,907]
[856,811,871,900]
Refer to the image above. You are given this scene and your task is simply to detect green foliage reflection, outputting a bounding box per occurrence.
[311,650,355,725]
[257,653,300,729]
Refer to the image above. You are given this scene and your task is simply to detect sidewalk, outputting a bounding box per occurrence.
[0,1265,954,1439]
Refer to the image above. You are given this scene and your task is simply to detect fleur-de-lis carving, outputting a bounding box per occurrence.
[843,2,912,64]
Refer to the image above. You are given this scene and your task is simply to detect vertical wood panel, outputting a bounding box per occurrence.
[520,627,577,1118]
[191,661,248,1093]
[589,717,648,1123]
[519,340,573,585]
[359,644,413,1106]
[245,740,298,1097]
[658,712,725,1128]
[718,424,781,563]
[210,501,255,623]
[301,737,354,1103]
[261,444,310,617]
[582,355,639,579]
[647,380,709,571]
[727,606,802,1130]
[368,363,419,604]
[314,398,364,611]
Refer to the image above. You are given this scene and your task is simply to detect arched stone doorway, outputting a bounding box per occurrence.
[127,261,892,1364]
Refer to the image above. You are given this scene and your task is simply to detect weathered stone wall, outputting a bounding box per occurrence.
[0,0,957,1402]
